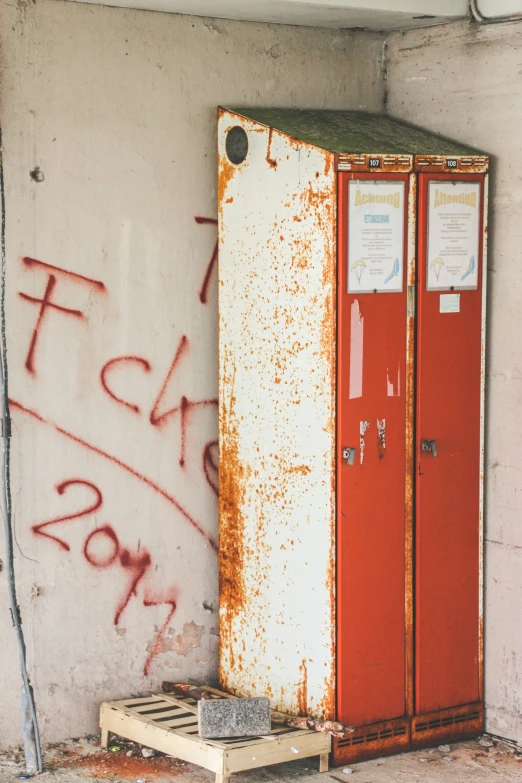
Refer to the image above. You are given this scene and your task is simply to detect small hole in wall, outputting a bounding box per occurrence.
[226,126,248,165]
[30,166,45,183]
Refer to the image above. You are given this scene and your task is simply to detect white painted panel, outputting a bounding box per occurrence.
[218,110,336,718]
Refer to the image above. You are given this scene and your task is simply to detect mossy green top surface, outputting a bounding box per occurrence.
[227,108,483,156]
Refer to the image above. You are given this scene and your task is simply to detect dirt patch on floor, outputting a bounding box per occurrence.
[50,749,187,780]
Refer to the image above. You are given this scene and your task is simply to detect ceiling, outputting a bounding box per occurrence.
[66,0,471,30]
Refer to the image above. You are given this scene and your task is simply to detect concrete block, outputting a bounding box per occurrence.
[198,697,271,739]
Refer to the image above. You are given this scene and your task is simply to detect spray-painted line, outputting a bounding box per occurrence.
[8,398,218,553]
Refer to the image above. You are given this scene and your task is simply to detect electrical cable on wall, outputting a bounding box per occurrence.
[0,130,43,775]
[470,0,522,23]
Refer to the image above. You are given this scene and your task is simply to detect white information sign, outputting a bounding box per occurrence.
[348,180,405,294]
[440,293,461,313]
[427,181,481,291]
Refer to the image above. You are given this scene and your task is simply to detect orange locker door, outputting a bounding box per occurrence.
[416,173,485,714]
[337,172,410,726]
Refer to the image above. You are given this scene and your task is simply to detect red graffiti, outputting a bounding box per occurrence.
[149,335,189,427]
[10,399,218,552]
[32,479,103,551]
[19,258,105,375]
[149,335,218,468]
[100,356,152,414]
[75,517,154,626]
[203,440,219,496]
[33,478,175,673]
[115,547,153,625]
[17,223,219,674]
[195,217,218,304]
[19,275,84,375]
[142,590,178,676]
[22,256,106,290]
[83,525,120,568]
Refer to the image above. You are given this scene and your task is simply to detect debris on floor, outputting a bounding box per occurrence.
[273,716,353,739]
[100,689,331,783]
[0,735,521,782]
[1,736,189,781]
[161,682,354,739]
[161,682,213,700]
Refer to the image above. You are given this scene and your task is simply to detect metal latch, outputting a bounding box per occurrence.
[421,439,438,457]
[342,447,357,466]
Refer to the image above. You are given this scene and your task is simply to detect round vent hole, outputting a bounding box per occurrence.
[226,126,248,165]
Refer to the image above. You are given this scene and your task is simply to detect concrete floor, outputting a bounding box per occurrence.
[1,735,521,783]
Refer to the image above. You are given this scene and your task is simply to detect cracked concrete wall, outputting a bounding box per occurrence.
[387,19,522,745]
[0,0,385,749]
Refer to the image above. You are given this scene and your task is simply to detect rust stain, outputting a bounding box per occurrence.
[266,127,278,169]
[287,464,311,475]
[296,658,308,716]
[218,124,336,718]
[404,173,416,718]
[324,154,333,177]
[219,348,248,679]
[404,308,415,718]
[321,153,337,721]
[300,180,332,217]
[331,716,410,766]
[217,111,241,220]
[414,154,488,174]
[291,235,312,270]
[337,153,413,174]
[410,702,484,749]
[218,151,236,221]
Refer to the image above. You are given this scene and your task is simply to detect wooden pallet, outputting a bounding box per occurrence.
[100,686,331,783]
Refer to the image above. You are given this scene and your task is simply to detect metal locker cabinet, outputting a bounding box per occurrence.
[218,108,488,765]
[411,167,487,746]
[336,170,411,729]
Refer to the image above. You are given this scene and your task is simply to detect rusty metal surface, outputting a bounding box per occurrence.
[411,702,484,749]
[414,155,488,173]
[331,718,410,766]
[404,173,417,719]
[218,109,336,719]
[332,701,484,765]
[337,153,412,173]
[478,174,489,703]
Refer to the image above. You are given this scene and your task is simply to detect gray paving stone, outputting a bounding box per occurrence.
[198,697,271,739]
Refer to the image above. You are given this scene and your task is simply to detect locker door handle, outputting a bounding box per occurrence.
[342,447,357,466]
[421,439,438,457]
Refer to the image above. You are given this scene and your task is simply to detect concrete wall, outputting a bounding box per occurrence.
[0,0,385,748]
[387,19,522,745]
